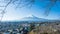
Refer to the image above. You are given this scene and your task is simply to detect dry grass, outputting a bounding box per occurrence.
[29,25,60,34]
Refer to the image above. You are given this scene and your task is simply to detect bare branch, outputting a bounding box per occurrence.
[15,0,35,8]
[0,0,12,21]
[44,0,57,16]
[0,0,60,21]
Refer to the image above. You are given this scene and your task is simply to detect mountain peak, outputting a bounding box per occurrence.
[27,15,35,17]
[26,15,39,19]
[20,15,43,21]
[20,15,49,22]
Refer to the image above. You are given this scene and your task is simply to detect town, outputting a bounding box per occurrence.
[0,21,60,34]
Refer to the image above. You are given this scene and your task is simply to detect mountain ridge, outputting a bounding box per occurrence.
[20,15,49,22]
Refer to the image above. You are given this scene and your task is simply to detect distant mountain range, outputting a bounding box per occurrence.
[1,15,60,23]
[0,15,60,25]
[20,15,50,22]
[20,15,60,22]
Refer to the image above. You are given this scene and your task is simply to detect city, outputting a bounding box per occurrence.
[0,0,60,34]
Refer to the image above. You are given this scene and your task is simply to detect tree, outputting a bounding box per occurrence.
[0,0,35,21]
[44,0,57,16]
[0,0,60,21]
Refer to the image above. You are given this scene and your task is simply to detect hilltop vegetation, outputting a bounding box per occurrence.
[0,21,60,34]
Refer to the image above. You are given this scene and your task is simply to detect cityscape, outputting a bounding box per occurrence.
[0,16,60,34]
[0,0,60,34]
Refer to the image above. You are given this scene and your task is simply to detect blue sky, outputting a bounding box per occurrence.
[0,0,60,21]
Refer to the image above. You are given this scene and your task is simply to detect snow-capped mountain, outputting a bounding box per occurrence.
[20,15,48,22]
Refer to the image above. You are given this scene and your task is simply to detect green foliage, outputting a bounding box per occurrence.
[29,23,35,31]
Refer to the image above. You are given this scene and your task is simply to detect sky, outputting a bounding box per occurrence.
[0,0,60,21]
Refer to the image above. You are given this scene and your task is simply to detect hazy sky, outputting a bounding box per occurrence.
[0,0,60,21]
